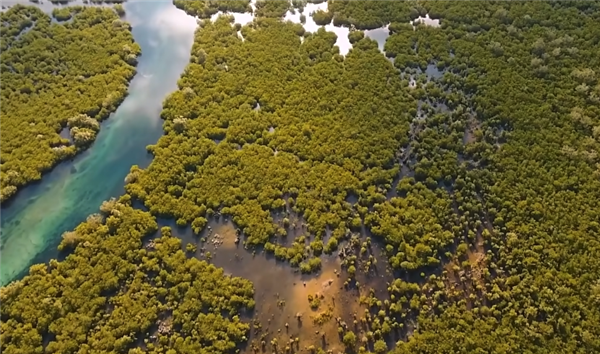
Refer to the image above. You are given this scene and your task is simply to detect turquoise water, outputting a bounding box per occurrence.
[0,0,197,285]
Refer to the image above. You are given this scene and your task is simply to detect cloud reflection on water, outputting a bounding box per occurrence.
[0,0,197,286]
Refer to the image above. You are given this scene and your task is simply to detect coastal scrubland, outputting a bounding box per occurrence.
[2,1,599,354]
[0,5,139,203]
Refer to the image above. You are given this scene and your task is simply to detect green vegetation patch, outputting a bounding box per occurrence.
[0,5,140,203]
[125,16,414,248]
[254,0,291,18]
[3,1,600,353]
[315,0,416,30]
[173,0,251,18]
[0,199,254,353]
[372,1,600,353]
[48,0,128,3]
[365,183,456,271]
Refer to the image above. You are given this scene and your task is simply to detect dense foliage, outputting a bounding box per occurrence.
[254,0,291,18]
[0,5,139,203]
[173,0,251,18]
[128,1,598,353]
[3,1,600,353]
[48,0,127,3]
[344,1,599,353]
[172,0,299,21]
[0,198,254,353]
[125,15,415,250]
[317,0,415,30]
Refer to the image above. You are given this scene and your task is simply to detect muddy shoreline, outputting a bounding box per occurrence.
[152,215,402,353]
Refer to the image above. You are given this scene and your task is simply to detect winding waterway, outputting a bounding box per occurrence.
[0,0,197,285]
[0,0,405,286]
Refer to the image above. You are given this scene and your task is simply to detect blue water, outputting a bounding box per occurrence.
[0,0,197,285]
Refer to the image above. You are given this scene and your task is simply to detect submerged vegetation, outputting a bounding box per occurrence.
[0,5,140,203]
[2,1,600,353]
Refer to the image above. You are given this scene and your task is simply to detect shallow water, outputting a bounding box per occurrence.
[1,0,105,12]
[284,2,351,56]
[208,1,367,57]
[210,1,353,55]
[364,25,389,53]
[425,63,445,80]
[161,217,394,353]
[411,14,441,29]
[0,0,197,285]
[0,0,395,287]
[206,0,256,25]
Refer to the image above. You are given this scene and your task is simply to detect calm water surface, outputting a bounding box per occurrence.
[0,0,400,286]
[0,0,197,285]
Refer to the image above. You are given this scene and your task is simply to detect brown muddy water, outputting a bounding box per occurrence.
[158,215,395,353]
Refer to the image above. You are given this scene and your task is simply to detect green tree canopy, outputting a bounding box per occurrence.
[0,5,140,203]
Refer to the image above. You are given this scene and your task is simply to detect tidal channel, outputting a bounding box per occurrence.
[0,0,197,285]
